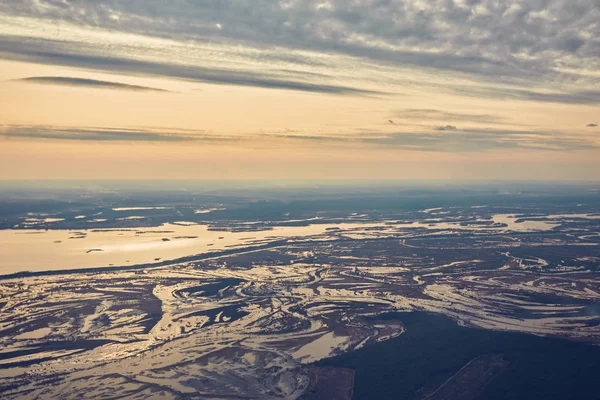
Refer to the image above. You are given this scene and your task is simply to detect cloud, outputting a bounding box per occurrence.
[435,125,458,131]
[236,127,599,153]
[449,85,600,105]
[2,124,596,153]
[361,128,596,152]
[587,123,598,127]
[395,109,503,124]
[275,127,597,152]
[0,126,210,142]
[1,1,599,100]
[15,76,171,92]
[0,35,383,96]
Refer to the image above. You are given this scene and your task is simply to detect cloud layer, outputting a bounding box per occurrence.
[1,1,599,100]
[2,1,599,78]
[2,124,596,153]
[0,35,380,95]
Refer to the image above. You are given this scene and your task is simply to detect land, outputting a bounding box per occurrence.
[318,312,600,400]
[301,367,355,400]
[0,182,598,399]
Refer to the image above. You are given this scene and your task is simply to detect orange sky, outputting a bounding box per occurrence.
[0,3,599,180]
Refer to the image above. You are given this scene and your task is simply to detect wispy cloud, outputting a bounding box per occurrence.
[395,109,503,124]
[0,35,383,96]
[4,124,594,153]
[452,86,600,105]
[15,76,171,92]
[276,128,597,152]
[0,126,208,142]
[435,125,458,131]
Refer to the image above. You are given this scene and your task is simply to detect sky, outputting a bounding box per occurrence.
[0,0,599,181]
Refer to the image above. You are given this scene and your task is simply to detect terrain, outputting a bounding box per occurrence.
[0,182,598,399]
